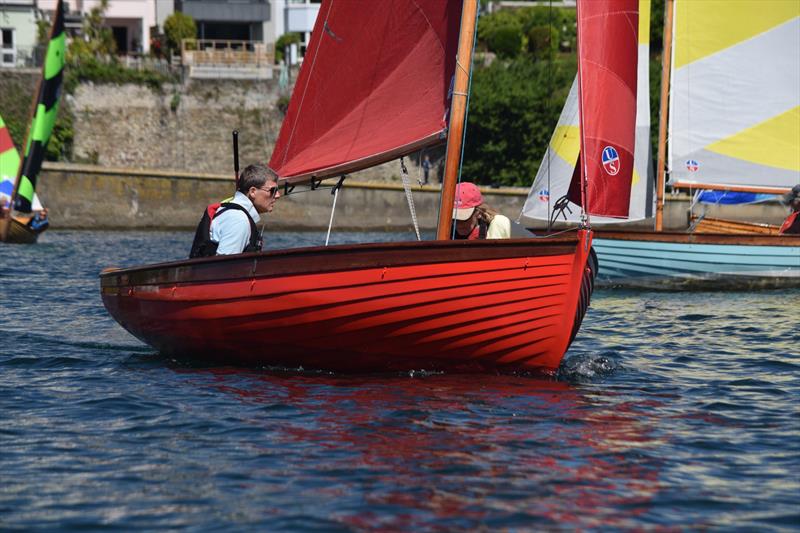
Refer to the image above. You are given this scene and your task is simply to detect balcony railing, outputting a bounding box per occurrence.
[181,39,274,67]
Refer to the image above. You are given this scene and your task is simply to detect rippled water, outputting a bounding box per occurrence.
[1,231,798,530]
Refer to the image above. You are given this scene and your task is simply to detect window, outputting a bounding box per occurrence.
[1,28,15,67]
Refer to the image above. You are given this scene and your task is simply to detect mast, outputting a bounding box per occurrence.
[436,0,479,240]
[654,0,674,232]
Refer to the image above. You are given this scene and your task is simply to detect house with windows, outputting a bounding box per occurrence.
[1,0,320,73]
[0,0,38,67]
[36,0,172,55]
[177,0,320,60]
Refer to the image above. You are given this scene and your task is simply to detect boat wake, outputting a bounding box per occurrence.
[557,352,620,382]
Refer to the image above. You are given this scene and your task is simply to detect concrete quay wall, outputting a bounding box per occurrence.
[37,162,527,231]
[37,163,790,231]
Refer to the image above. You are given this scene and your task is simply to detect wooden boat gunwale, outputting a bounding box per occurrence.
[594,229,800,246]
[101,234,583,287]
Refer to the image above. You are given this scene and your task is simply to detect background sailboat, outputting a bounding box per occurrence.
[100,0,639,374]
[527,0,800,289]
[521,0,654,225]
[0,0,65,244]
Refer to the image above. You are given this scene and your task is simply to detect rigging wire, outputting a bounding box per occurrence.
[546,0,553,232]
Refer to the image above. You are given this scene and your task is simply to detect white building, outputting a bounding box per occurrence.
[1,0,320,68]
[36,0,171,54]
[0,0,38,66]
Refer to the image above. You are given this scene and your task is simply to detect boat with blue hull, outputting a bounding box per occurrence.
[594,232,800,290]
[522,0,800,290]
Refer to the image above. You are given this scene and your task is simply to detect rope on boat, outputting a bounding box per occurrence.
[399,157,421,241]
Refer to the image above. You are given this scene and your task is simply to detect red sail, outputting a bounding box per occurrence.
[573,0,638,218]
[269,0,461,182]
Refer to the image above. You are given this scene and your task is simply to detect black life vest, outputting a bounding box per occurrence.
[189,202,262,258]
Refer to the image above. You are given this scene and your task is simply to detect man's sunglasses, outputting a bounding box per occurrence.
[259,186,279,197]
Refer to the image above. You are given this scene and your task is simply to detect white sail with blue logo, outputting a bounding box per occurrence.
[667,1,800,192]
[522,0,653,224]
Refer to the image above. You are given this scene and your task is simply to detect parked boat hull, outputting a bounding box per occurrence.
[594,231,800,290]
[101,231,595,374]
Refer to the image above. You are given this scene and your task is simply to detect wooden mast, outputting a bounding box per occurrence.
[654,0,674,232]
[436,0,479,240]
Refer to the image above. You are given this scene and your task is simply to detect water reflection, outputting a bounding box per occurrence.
[175,368,665,529]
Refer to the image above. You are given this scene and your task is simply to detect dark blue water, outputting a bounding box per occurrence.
[2,230,799,531]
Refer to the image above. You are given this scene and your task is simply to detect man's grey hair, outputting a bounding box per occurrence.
[237,164,276,193]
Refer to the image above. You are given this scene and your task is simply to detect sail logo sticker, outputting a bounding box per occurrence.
[601,146,620,176]
[538,188,549,202]
[686,159,699,172]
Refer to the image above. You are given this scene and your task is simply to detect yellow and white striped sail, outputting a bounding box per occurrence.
[668,0,800,191]
[523,0,653,223]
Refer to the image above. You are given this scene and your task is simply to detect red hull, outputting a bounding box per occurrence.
[101,231,595,374]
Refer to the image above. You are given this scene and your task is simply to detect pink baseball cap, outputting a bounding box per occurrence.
[453,182,483,221]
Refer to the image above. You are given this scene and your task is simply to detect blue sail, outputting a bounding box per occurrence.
[697,190,777,205]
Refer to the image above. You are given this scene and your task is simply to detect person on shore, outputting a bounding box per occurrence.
[779,184,800,235]
[452,181,516,240]
[189,163,280,257]
[422,155,431,185]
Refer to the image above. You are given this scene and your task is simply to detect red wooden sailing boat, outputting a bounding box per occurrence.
[101,0,639,373]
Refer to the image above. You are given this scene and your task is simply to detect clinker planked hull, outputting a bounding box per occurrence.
[594,231,800,290]
[101,231,595,374]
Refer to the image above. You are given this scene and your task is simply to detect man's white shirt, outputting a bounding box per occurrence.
[210,191,261,255]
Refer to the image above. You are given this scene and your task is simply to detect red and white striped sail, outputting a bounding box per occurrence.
[269,0,461,183]
[573,0,639,218]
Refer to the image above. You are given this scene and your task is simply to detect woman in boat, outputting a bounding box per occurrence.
[779,184,800,235]
[452,181,516,240]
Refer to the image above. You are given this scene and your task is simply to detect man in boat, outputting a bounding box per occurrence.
[452,182,530,239]
[779,184,800,235]
[26,207,49,234]
[190,163,280,257]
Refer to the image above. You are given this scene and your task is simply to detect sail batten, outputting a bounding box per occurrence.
[269,0,461,183]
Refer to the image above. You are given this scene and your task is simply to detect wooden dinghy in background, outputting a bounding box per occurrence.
[101,0,640,373]
[522,0,800,290]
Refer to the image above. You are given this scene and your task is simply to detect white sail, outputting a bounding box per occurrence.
[668,1,800,191]
[522,0,653,223]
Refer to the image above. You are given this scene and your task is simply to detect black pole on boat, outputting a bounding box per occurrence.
[232,130,240,190]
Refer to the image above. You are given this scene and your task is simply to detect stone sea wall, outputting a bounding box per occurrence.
[37,163,527,231]
[37,163,790,231]
[69,80,434,181]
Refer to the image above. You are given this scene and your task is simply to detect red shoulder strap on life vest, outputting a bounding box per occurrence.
[206,202,222,220]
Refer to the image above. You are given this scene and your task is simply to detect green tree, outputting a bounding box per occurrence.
[275,32,301,64]
[67,0,116,62]
[462,56,576,187]
[163,12,196,56]
[477,10,523,59]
